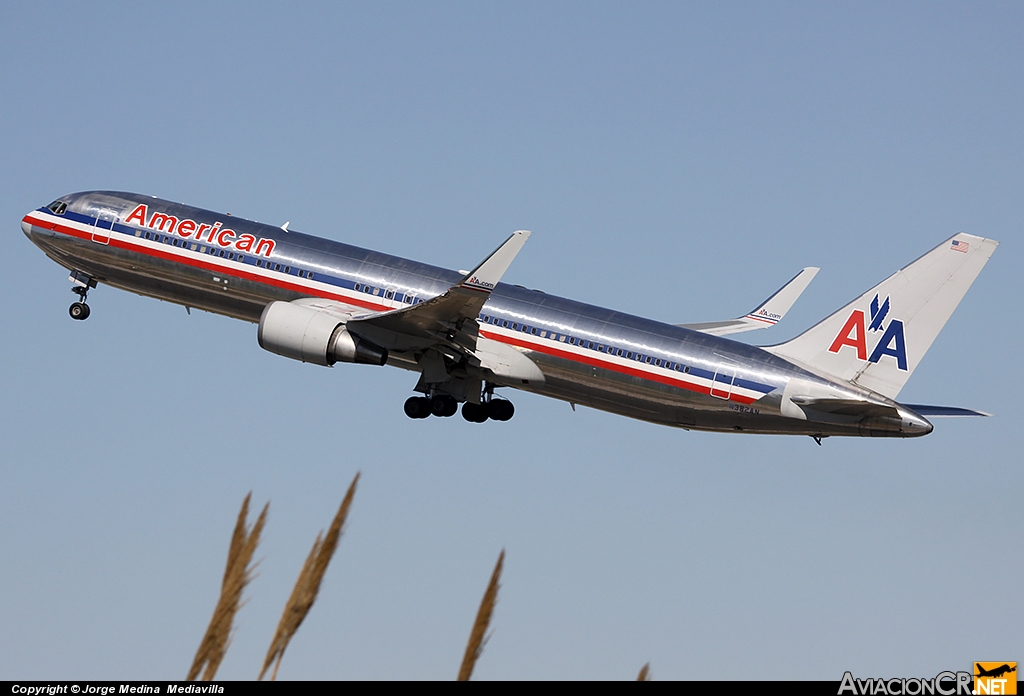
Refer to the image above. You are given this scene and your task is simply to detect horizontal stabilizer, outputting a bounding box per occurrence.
[901,404,992,417]
[789,397,899,418]
[679,267,818,336]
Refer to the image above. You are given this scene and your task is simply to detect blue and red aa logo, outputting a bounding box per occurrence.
[827,294,908,370]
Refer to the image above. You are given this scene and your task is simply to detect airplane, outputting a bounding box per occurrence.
[975,664,1016,679]
[21,191,998,440]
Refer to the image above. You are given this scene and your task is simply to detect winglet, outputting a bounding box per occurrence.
[457,230,531,294]
[744,267,819,328]
[679,267,819,336]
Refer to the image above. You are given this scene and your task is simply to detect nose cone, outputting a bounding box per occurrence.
[21,217,32,238]
[899,407,934,437]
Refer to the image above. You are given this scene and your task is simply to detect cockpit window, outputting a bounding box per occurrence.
[47,200,67,215]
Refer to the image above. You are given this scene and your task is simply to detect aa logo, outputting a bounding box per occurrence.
[975,662,1017,695]
[828,294,908,370]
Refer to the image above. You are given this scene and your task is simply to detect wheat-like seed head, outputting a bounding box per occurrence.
[187,492,268,681]
[259,472,360,681]
[457,549,504,681]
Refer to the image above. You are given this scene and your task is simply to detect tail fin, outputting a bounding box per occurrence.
[764,233,998,398]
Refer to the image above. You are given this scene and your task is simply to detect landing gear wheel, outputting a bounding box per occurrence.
[69,302,90,320]
[430,394,458,417]
[404,396,431,419]
[487,399,515,421]
[461,402,489,423]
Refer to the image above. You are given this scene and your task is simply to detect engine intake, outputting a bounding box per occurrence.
[258,301,388,366]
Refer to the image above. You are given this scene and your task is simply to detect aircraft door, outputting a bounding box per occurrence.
[710,364,736,399]
[91,209,116,245]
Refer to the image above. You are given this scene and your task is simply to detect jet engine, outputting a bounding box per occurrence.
[258,301,388,366]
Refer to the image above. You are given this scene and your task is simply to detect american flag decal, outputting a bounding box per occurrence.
[951,240,969,253]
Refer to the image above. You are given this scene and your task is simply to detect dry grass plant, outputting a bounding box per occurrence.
[637,663,651,681]
[187,492,268,681]
[457,549,505,681]
[258,472,360,681]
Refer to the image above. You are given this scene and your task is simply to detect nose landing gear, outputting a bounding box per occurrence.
[68,271,96,321]
[69,299,90,320]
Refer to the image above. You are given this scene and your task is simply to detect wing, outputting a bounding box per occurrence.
[678,267,819,336]
[345,230,530,355]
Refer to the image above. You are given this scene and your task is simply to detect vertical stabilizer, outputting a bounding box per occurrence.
[764,233,998,399]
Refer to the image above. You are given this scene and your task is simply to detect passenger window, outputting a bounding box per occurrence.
[135,230,142,238]
[540,330,547,338]
[385,290,394,300]
[559,335,566,342]
[683,366,690,373]
[373,287,380,295]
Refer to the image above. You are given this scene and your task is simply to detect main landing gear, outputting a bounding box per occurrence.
[403,384,515,423]
[460,398,514,423]
[68,271,96,321]
[404,394,458,419]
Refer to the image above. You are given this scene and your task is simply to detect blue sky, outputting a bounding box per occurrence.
[1,1,1020,680]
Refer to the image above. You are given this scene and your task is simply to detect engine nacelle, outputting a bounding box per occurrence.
[257,301,388,366]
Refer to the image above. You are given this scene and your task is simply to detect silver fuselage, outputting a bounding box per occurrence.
[22,191,932,438]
